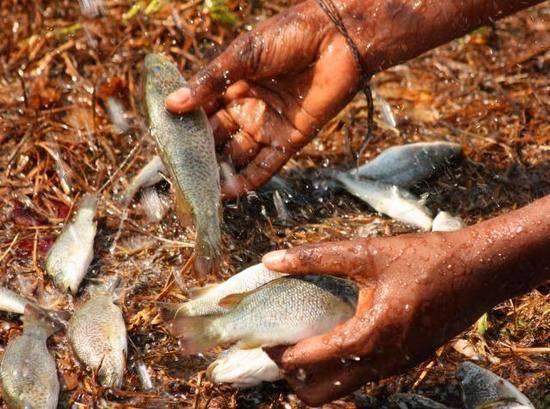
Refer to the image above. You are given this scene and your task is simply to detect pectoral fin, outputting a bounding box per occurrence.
[218,291,254,309]
[174,187,194,227]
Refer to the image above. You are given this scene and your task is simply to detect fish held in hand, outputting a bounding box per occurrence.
[0,305,60,409]
[144,53,222,275]
[355,141,462,187]
[166,263,285,318]
[207,347,282,388]
[336,173,433,231]
[457,362,534,409]
[166,275,358,355]
[68,292,127,388]
[45,193,98,294]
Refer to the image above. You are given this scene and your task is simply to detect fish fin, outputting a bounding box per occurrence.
[166,315,219,355]
[158,303,182,321]
[188,283,218,299]
[218,291,253,309]
[173,187,194,227]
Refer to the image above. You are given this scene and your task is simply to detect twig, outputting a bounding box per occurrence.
[0,234,20,263]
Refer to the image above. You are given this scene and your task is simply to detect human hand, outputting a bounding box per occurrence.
[261,196,550,406]
[165,0,361,198]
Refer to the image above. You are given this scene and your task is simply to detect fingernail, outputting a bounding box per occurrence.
[263,250,286,266]
[166,88,191,108]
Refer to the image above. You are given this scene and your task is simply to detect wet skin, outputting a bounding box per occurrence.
[166,0,543,197]
[165,0,547,404]
[262,195,550,404]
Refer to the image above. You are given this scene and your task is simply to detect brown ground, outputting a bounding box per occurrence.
[0,0,548,408]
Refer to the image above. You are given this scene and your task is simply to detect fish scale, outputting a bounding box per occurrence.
[0,308,59,409]
[144,53,222,275]
[68,294,127,388]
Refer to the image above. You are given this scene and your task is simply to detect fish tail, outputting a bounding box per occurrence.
[194,224,222,276]
[165,315,220,355]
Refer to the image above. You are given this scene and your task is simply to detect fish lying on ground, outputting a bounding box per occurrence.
[166,275,358,355]
[45,193,98,294]
[335,173,433,230]
[0,286,33,315]
[144,53,222,275]
[68,290,127,388]
[166,263,285,318]
[354,141,462,187]
[121,155,165,205]
[140,186,169,222]
[457,362,534,409]
[432,211,466,232]
[0,305,60,409]
[207,346,282,388]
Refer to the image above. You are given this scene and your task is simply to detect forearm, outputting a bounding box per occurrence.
[332,0,545,73]
[453,195,550,314]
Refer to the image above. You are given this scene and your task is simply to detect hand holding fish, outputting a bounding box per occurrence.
[262,195,550,406]
[165,0,541,198]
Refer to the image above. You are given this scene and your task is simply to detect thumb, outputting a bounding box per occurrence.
[262,239,373,277]
[165,34,257,113]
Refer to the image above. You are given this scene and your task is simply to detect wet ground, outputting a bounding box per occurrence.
[0,0,549,408]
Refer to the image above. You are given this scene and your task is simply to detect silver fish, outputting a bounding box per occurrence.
[170,263,285,318]
[456,362,535,409]
[0,306,60,409]
[432,211,466,232]
[355,142,462,187]
[167,275,358,354]
[68,293,127,388]
[144,53,222,275]
[207,347,282,388]
[45,193,98,294]
[121,155,165,205]
[335,173,433,230]
[0,287,32,315]
[140,186,169,222]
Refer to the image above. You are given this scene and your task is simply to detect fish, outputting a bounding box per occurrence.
[432,211,466,232]
[140,186,169,222]
[354,141,462,187]
[67,292,127,388]
[144,53,222,275]
[456,362,534,409]
[0,305,60,409]
[166,263,285,318]
[0,287,32,315]
[335,173,433,230]
[121,155,165,205]
[207,347,282,388]
[45,193,98,294]
[166,275,358,355]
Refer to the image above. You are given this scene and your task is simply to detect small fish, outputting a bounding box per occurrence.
[121,155,165,205]
[167,275,358,354]
[335,173,433,230]
[0,287,32,315]
[432,211,466,232]
[207,347,282,388]
[68,292,127,388]
[456,362,535,409]
[140,186,169,222]
[0,305,60,409]
[45,193,98,294]
[144,53,222,275]
[355,142,462,187]
[167,263,285,318]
